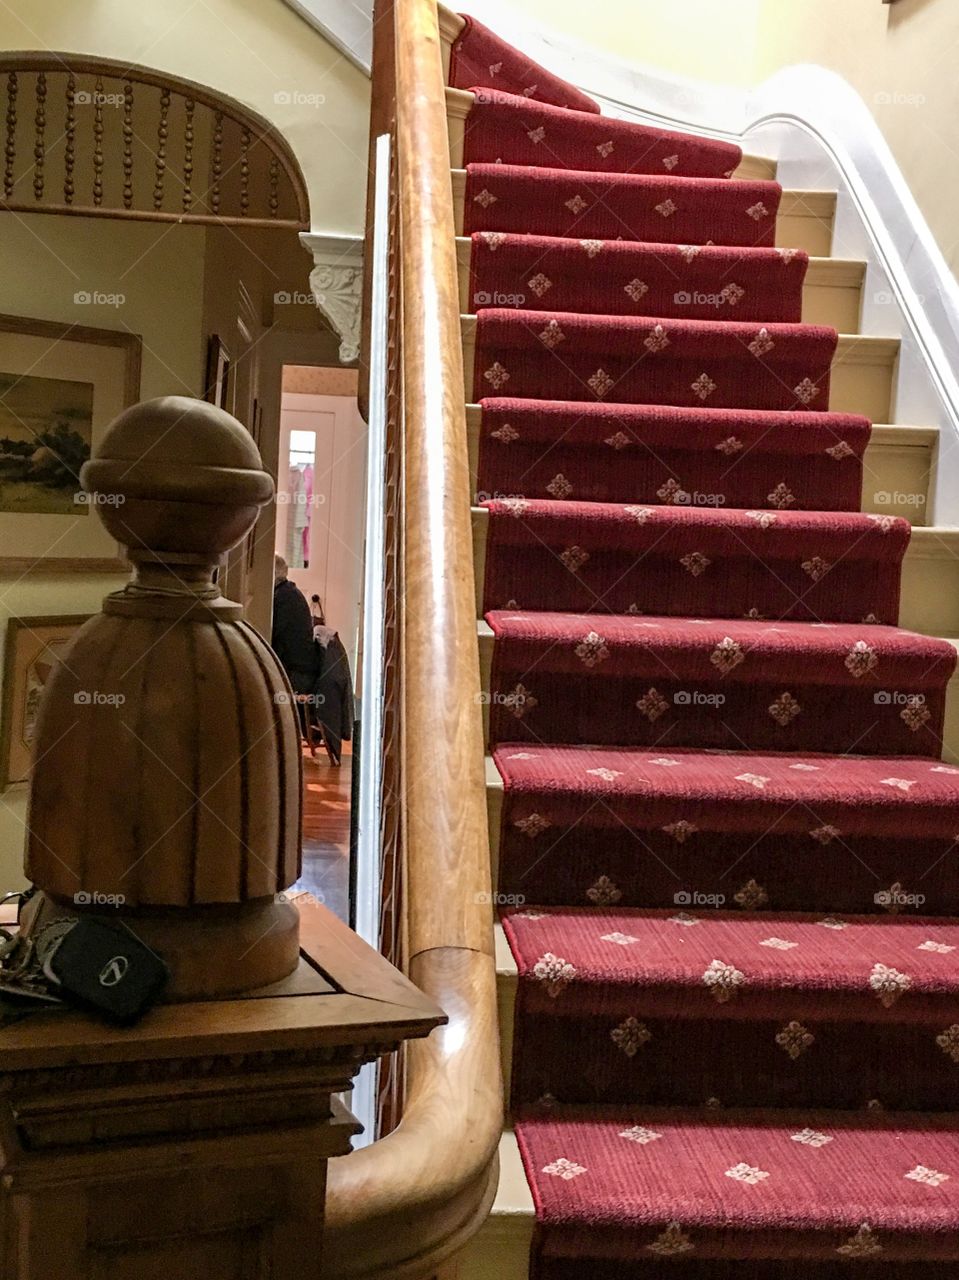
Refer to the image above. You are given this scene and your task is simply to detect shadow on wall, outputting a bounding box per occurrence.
[888,0,941,23]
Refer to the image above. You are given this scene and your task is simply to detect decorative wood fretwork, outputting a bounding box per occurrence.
[0,54,309,228]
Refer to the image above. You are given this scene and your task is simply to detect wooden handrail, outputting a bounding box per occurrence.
[323,0,503,1274]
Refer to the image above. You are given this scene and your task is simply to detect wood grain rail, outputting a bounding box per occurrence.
[324,0,503,1274]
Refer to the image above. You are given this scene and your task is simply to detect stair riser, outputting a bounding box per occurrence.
[480,637,959,761]
[466,410,935,527]
[445,89,777,182]
[504,995,959,1113]
[472,513,959,655]
[483,673,948,758]
[461,321,897,421]
[452,171,835,256]
[491,816,959,916]
[456,244,863,333]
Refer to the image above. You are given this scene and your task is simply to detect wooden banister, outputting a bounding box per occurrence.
[324,0,503,1274]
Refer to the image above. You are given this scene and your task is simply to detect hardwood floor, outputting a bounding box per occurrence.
[293,742,352,923]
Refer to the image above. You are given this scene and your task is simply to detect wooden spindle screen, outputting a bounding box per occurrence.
[0,55,308,228]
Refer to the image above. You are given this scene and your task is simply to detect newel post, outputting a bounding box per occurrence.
[0,397,444,1280]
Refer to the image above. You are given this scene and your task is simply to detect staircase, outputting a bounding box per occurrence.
[432,10,959,1280]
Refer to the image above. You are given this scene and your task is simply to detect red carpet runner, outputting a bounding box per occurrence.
[451,13,959,1277]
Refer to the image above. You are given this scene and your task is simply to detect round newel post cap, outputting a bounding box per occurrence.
[80,396,274,563]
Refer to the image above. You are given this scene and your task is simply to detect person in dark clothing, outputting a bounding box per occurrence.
[312,621,354,767]
[271,555,317,698]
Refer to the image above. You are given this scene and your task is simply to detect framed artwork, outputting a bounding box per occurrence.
[0,314,141,573]
[205,334,231,409]
[0,614,91,787]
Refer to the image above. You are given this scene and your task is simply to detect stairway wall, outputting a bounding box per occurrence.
[460,0,959,283]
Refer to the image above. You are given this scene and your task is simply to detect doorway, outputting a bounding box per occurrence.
[273,363,367,925]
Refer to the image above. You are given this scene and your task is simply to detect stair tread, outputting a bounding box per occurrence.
[493,741,959,801]
[513,1105,959,1258]
[451,168,836,213]
[481,496,910,543]
[500,907,959,1005]
[455,233,856,268]
[485,611,956,678]
[466,404,937,446]
[464,310,900,355]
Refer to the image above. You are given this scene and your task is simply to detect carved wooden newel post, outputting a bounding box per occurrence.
[0,398,443,1280]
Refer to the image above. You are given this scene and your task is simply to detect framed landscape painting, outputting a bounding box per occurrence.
[0,614,91,787]
[0,315,141,573]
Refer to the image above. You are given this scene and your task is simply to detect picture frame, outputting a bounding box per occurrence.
[0,613,91,788]
[0,314,141,575]
[204,334,231,410]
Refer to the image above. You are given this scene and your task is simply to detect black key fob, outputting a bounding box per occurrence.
[42,918,169,1024]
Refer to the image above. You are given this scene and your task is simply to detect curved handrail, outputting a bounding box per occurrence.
[323,0,503,1274]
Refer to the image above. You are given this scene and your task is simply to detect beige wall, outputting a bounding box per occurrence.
[0,218,334,891]
[0,213,205,398]
[0,0,371,237]
[498,0,959,275]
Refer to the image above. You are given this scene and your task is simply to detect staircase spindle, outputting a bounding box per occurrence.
[33,70,45,201]
[211,109,223,214]
[182,97,194,212]
[122,81,133,209]
[154,86,170,211]
[64,74,76,204]
[4,71,16,199]
[240,126,250,216]
[92,75,104,206]
[269,154,279,218]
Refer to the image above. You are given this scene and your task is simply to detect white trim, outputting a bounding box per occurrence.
[349,134,391,1148]
[281,0,372,72]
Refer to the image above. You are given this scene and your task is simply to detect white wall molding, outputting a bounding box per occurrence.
[301,232,364,365]
[281,0,372,72]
